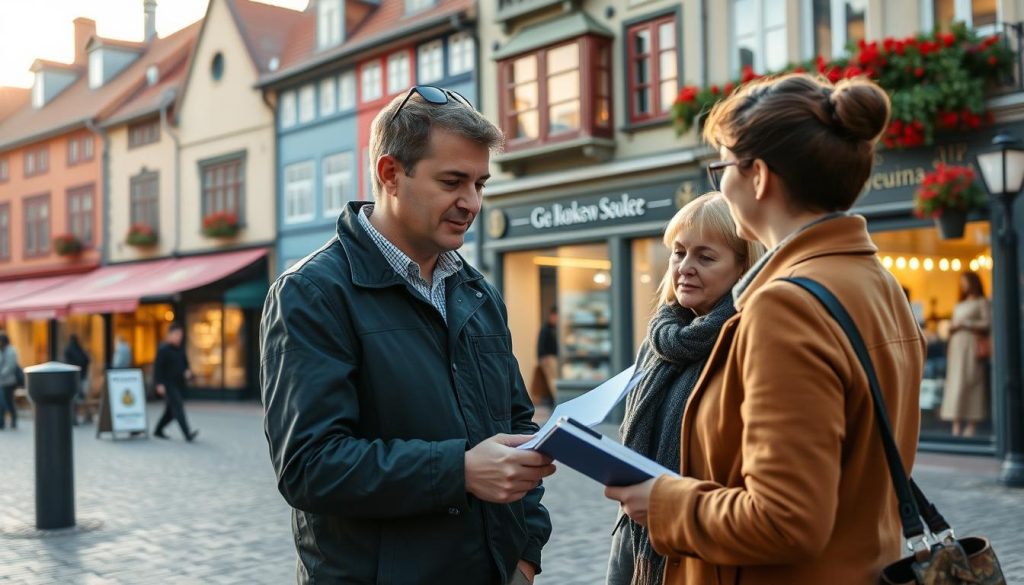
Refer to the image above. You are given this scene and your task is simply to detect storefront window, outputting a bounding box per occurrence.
[113,303,174,379]
[631,237,671,351]
[185,302,247,390]
[6,320,48,368]
[874,221,994,443]
[503,243,612,389]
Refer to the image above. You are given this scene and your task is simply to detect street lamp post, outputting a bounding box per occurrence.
[976,134,1024,487]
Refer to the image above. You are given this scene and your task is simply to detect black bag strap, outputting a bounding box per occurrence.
[779,276,940,540]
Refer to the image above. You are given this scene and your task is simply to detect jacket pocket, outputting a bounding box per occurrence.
[472,334,512,421]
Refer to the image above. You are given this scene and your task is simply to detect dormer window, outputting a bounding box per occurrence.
[318,0,343,50]
[89,51,104,89]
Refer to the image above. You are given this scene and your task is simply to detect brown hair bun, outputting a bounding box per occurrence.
[830,79,891,143]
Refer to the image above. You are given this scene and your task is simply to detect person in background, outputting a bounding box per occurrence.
[63,334,91,425]
[607,192,763,585]
[940,271,991,437]
[153,323,198,442]
[112,335,133,369]
[533,306,559,407]
[605,73,925,584]
[0,333,20,430]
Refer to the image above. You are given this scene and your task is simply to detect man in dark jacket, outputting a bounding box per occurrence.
[153,323,198,441]
[261,87,554,585]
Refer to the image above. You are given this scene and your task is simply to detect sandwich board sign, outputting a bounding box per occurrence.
[98,369,148,439]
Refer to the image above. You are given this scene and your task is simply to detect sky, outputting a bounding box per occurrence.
[0,0,309,89]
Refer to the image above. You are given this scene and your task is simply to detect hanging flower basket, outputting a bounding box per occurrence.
[125,223,159,247]
[53,233,83,257]
[202,212,240,238]
[913,163,987,240]
[671,22,1013,148]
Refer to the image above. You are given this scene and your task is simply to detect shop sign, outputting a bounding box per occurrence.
[858,122,1024,210]
[105,369,148,433]
[488,179,702,240]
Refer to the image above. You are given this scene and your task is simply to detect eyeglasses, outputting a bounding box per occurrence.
[706,159,753,191]
[388,85,475,125]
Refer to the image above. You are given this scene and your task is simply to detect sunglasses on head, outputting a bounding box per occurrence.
[388,85,475,125]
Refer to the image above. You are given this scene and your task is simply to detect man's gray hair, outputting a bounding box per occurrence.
[368,89,505,199]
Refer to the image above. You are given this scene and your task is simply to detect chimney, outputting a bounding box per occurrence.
[144,0,157,43]
[73,18,96,65]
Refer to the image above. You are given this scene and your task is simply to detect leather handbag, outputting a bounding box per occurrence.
[781,277,1006,585]
[975,334,992,361]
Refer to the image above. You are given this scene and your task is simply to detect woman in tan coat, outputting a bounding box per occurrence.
[940,271,991,437]
[605,73,925,584]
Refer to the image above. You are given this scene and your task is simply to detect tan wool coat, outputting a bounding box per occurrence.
[648,215,925,585]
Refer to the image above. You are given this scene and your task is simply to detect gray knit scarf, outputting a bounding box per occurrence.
[619,294,736,585]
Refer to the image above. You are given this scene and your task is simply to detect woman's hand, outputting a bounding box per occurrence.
[604,478,658,527]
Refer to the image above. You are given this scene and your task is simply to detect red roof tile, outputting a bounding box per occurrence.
[268,0,473,85]
[0,88,30,122]
[227,0,306,74]
[0,22,199,151]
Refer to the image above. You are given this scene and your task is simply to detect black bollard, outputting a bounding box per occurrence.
[26,361,81,530]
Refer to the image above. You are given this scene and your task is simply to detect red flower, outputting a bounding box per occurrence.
[988,55,999,66]
[941,32,955,47]
[740,65,759,83]
[815,55,827,73]
[793,65,806,73]
[724,82,736,94]
[914,67,925,77]
[710,84,720,95]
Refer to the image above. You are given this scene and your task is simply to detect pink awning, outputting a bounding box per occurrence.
[0,275,77,320]
[68,248,267,314]
[0,249,267,319]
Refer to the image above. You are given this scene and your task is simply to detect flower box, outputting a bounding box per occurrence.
[53,233,83,257]
[202,211,240,238]
[125,223,159,247]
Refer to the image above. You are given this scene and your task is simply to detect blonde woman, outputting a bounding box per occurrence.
[607,193,763,585]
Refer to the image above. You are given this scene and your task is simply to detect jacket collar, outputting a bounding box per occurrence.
[335,201,483,289]
[733,214,878,311]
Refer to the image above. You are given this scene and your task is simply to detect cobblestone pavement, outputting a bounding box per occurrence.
[0,403,1021,584]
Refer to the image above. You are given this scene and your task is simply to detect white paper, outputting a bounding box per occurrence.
[519,365,641,450]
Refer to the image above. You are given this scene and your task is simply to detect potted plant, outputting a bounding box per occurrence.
[125,223,159,247]
[913,163,987,239]
[53,233,83,257]
[202,211,240,238]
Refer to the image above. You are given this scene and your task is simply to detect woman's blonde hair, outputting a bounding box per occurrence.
[655,192,765,306]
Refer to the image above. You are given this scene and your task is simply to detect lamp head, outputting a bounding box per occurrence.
[977,133,1024,197]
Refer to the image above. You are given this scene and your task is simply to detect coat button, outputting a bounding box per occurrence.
[447,507,461,516]
[452,363,458,373]
[475,291,483,298]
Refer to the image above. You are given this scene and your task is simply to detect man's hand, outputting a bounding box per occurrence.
[516,560,536,583]
[604,478,658,527]
[465,434,556,504]
[155,384,166,397]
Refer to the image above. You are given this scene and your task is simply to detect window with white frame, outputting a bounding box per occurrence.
[361,62,383,102]
[339,71,356,110]
[418,41,444,84]
[387,52,410,95]
[807,0,866,60]
[320,77,336,116]
[733,0,787,74]
[927,0,998,35]
[317,0,343,49]
[406,0,435,14]
[323,151,354,215]
[280,91,297,128]
[448,33,475,76]
[284,161,315,223]
[67,184,95,246]
[299,84,316,123]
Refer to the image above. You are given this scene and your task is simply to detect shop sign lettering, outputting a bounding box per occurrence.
[529,194,647,229]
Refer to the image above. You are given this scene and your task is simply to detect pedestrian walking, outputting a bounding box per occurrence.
[940,271,991,437]
[153,323,198,442]
[530,306,559,408]
[0,332,21,430]
[605,73,926,584]
[112,335,133,369]
[261,86,554,585]
[606,193,763,585]
[63,334,91,425]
